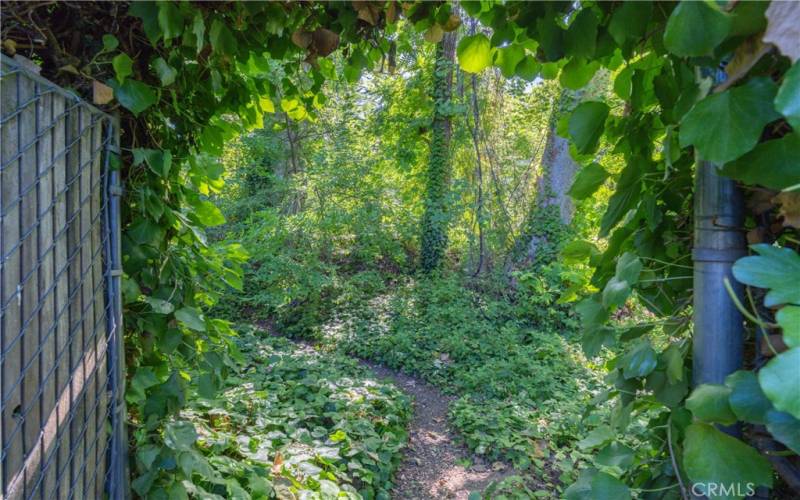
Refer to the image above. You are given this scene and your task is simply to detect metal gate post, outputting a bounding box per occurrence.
[105,114,129,498]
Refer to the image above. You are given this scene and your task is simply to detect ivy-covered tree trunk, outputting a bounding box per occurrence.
[517,89,581,266]
[420,32,456,272]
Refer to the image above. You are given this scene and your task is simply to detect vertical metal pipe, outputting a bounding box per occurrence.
[692,159,746,387]
[107,113,129,498]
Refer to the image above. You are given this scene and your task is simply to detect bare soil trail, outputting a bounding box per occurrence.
[363,361,514,499]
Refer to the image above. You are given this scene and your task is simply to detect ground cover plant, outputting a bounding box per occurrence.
[174,326,411,499]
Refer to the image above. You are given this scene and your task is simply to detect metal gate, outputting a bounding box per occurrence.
[1,55,125,499]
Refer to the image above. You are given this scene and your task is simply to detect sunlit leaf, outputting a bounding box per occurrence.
[457,34,492,74]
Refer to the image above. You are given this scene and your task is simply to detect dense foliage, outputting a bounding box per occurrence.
[178,327,411,499]
[3,1,799,499]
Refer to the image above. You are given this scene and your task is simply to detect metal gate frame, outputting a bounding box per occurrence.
[0,54,126,500]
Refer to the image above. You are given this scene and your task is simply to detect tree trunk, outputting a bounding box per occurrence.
[420,32,456,272]
[469,73,488,276]
[518,89,582,266]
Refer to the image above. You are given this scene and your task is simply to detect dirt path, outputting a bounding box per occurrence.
[363,361,514,499]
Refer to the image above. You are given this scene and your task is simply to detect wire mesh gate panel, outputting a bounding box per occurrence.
[1,56,125,499]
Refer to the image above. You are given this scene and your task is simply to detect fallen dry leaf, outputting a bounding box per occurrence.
[774,191,800,228]
[93,80,114,105]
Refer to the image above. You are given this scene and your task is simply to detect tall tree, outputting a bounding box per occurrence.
[420,32,457,272]
[522,88,581,264]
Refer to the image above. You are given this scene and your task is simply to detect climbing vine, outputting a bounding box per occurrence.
[420,33,457,272]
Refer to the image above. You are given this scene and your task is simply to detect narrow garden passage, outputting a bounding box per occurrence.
[362,361,513,499]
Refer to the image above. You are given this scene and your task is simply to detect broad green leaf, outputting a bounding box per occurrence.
[129,367,160,402]
[732,244,800,307]
[127,218,164,246]
[560,58,600,90]
[564,468,630,500]
[131,471,156,497]
[164,421,197,451]
[719,133,800,191]
[561,240,598,263]
[133,148,172,177]
[121,277,141,304]
[647,369,689,408]
[196,373,217,399]
[686,384,736,425]
[615,252,642,285]
[129,1,161,45]
[620,340,657,380]
[329,429,347,443]
[608,1,652,46]
[728,0,768,37]
[776,61,800,130]
[540,61,560,80]
[144,296,174,315]
[152,57,177,86]
[494,45,524,79]
[614,66,633,101]
[210,19,237,56]
[759,347,800,419]
[535,15,564,62]
[663,344,684,384]
[564,8,597,60]
[568,163,609,199]
[599,160,642,237]
[568,101,608,155]
[457,34,492,73]
[619,324,653,342]
[581,327,615,358]
[680,77,780,164]
[101,34,119,53]
[112,53,133,83]
[725,370,772,424]
[259,97,275,114]
[515,56,539,81]
[109,79,157,116]
[577,425,614,450]
[683,423,773,498]
[663,1,731,57]
[765,410,800,454]
[595,443,634,469]
[136,444,160,470]
[192,12,205,54]
[602,277,630,309]
[192,200,226,227]
[576,297,608,327]
[175,307,206,332]
[157,0,183,41]
[776,305,800,348]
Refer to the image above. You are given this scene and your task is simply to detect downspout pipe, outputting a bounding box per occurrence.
[692,159,746,390]
[691,65,747,442]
